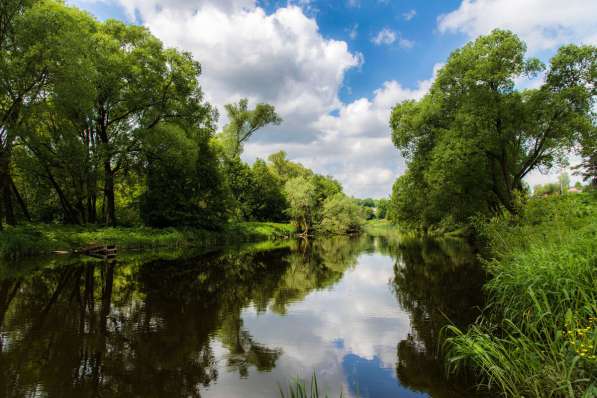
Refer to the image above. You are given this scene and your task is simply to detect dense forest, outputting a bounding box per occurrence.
[0,0,374,238]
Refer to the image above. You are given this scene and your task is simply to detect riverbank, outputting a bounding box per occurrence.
[445,192,597,397]
[363,219,397,236]
[0,222,295,261]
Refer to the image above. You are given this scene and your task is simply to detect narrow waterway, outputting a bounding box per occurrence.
[0,235,485,397]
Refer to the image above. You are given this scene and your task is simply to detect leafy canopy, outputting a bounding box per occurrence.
[390,29,596,231]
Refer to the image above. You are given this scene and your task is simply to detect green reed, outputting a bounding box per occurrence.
[280,374,344,398]
[444,193,597,397]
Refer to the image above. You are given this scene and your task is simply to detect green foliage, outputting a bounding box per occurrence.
[0,0,98,227]
[218,98,282,158]
[0,225,54,260]
[375,198,389,219]
[445,193,597,397]
[141,125,227,229]
[280,374,342,398]
[318,194,365,235]
[389,30,596,232]
[282,170,346,235]
[1,0,224,229]
[221,156,288,223]
[268,151,312,181]
[213,99,289,224]
[533,182,561,196]
[250,159,288,222]
[221,156,256,221]
[284,176,318,234]
[356,198,389,220]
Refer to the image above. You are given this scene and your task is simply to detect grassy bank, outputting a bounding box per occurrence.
[445,192,597,397]
[364,219,402,238]
[0,222,295,261]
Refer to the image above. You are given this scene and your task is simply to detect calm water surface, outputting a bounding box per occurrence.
[0,235,485,397]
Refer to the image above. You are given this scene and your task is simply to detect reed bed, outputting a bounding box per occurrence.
[445,193,597,397]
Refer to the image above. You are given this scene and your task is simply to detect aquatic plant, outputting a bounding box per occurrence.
[279,374,344,398]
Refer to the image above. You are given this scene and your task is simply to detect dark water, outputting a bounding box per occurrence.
[0,235,485,398]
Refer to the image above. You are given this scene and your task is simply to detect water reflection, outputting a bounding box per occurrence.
[0,235,484,397]
[392,237,486,398]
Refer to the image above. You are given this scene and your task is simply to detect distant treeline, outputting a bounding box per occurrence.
[0,0,366,235]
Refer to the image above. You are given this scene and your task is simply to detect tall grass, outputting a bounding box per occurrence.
[444,193,597,397]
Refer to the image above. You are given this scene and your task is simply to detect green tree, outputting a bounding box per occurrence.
[222,156,258,221]
[267,150,312,182]
[575,144,597,188]
[0,0,93,228]
[284,176,318,235]
[5,3,217,227]
[390,30,596,231]
[574,118,596,188]
[250,159,287,222]
[318,193,365,235]
[16,21,99,224]
[90,20,215,225]
[219,98,282,159]
[376,198,389,219]
[141,124,226,229]
[549,45,597,188]
[533,182,561,196]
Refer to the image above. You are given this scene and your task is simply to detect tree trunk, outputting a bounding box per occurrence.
[45,167,80,224]
[10,176,31,222]
[0,153,15,226]
[87,189,97,224]
[103,160,116,226]
[2,183,14,226]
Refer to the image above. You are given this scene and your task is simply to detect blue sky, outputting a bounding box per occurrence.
[70,0,596,197]
[283,0,465,102]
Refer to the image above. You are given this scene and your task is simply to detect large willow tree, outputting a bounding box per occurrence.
[389,30,596,231]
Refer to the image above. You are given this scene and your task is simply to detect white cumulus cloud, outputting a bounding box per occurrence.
[438,0,597,52]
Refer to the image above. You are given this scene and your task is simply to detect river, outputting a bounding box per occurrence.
[0,234,485,397]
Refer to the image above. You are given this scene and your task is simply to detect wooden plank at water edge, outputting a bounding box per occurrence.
[82,244,118,259]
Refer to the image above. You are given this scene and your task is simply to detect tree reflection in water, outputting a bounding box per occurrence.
[0,235,485,398]
[392,236,486,398]
[0,237,366,398]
